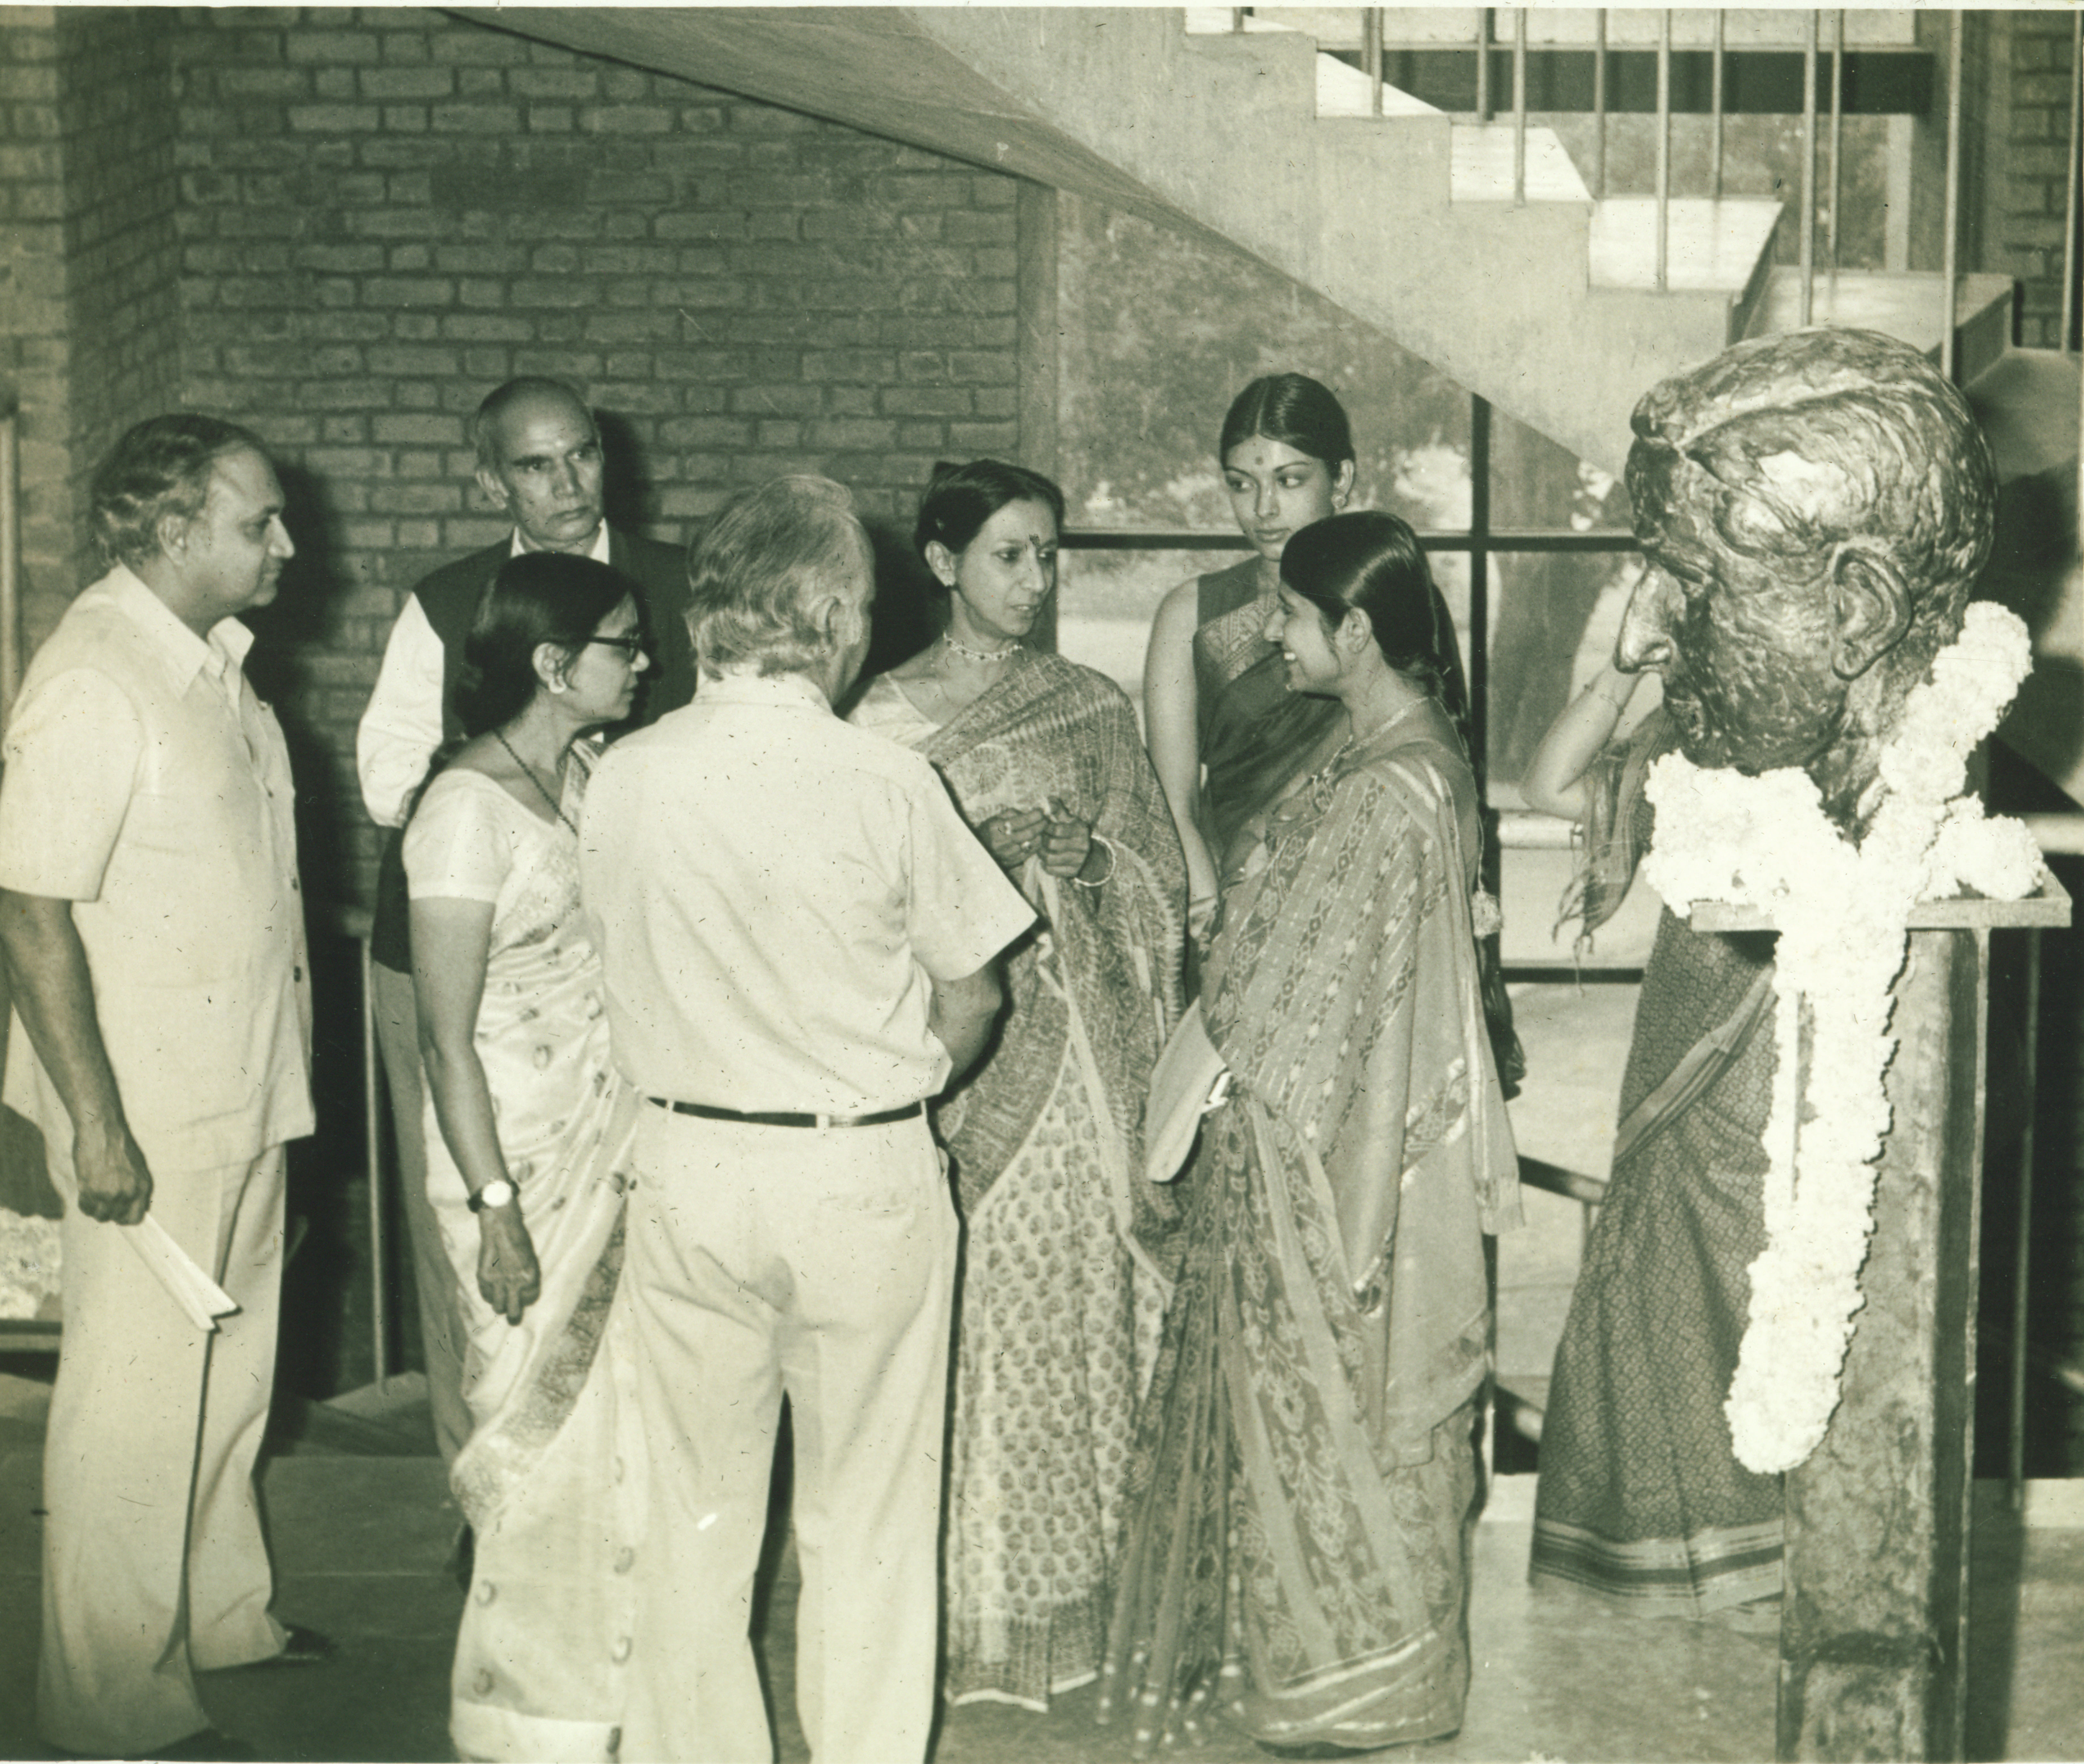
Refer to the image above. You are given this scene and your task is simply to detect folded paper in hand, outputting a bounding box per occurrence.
[128,1217,240,1332]
[1144,999,1231,1184]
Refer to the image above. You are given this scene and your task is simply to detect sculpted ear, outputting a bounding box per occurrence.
[1827,542,1912,681]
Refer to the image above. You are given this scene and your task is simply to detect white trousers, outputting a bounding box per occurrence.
[38,1143,288,1757]
[617,1106,957,1764]
[371,957,472,1464]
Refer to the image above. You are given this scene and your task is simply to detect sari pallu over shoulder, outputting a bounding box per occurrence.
[1206,706,1520,1459]
[914,652,1188,1276]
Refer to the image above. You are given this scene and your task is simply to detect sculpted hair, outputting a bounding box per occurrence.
[686,475,873,677]
[1218,373,1356,470]
[1627,327,1996,647]
[91,414,271,570]
[454,551,634,736]
[1280,510,1472,742]
[913,458,1066,563]
[473,377,594,473]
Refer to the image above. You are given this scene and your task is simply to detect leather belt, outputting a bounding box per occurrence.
[646,1097,926,1130]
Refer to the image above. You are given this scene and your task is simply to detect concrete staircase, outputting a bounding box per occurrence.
[458,6,2011,479]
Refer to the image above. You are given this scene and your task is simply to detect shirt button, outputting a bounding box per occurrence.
[613,1546,634,1574]
[291,878,300,892]
[294,966,304,984]
[611,1636,632,1663]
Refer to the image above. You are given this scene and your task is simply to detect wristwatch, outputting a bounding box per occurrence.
[468,1179,518,1214]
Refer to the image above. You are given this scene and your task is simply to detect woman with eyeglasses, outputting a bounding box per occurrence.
[405,550,649,1762]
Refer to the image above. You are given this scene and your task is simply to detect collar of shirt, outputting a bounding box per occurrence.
[100,563,255,697]
[699,669,834,715]
[510,525,613,564]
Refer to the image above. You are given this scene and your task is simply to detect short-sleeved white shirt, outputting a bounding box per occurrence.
[580,670,1034,1115]
[0,566,312,1171]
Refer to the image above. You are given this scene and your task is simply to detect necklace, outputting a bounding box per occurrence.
[942,631,1019,666]
[494,730,578,835]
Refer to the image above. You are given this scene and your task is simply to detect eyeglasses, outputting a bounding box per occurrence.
[587,635,650,658]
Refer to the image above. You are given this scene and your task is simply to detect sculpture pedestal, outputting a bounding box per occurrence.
[1689,885,2068,1763]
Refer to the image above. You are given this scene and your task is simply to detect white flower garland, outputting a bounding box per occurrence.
[1639,602,2041,1474]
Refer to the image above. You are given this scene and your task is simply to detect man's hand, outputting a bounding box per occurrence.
[73,1124,152,1226]
[477,1206,541,1325]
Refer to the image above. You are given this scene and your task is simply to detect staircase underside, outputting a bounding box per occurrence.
[456,5,1765,474]
[457,7,2021,491]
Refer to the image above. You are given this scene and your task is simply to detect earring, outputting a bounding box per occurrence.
[548,679,568,695]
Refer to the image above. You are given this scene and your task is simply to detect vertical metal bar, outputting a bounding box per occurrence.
[1942,9,1963,380]
[360,935,389,1384]
[1364,6,1384,117]
[1476,7,1492,121]
[1469,395,1491,803]
[1230,8,1246,33]
[1828,9,1845,268]
[1801,11,1818,327]
[0,400,18,728]
[1593,10,1608,199]
[1710,10,1726,201]
[1655,11,1671,291]
[2065,9,2081,351]
[2009,928,2043,1509]
[1512,7,1528,205]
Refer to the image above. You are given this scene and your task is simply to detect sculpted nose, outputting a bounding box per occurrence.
[271,517,295,560]
[1615,567,1681,673]
[1262,604,1283,643]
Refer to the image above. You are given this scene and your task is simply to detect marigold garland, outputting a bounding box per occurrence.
[1639,602,2040,1474]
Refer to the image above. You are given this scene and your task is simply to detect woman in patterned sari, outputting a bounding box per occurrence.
[1100,511,1520,1756]
[406,552,645,1761]
[850,459,1187,1710]
[1519,663,1784,1617]
[1144,375,1358,955]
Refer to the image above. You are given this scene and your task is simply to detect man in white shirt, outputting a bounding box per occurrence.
[582,476,1034,1763]
[0,415,322,1759]
[355,378,692,1462]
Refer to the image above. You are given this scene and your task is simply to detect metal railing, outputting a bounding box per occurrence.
[1333,8,1977,353]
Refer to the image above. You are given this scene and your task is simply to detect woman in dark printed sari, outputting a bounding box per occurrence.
[1520,662,1784,1616]
[1100,512,1520,1756]
[850,460,1187,1710]
[1143,375,1358,956]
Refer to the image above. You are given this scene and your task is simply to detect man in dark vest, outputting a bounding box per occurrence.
[355,377,694,1466]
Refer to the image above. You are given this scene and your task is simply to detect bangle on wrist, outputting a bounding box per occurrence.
[1072,834,1116,888]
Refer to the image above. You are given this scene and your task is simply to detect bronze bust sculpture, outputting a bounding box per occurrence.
[1615,326,1997,833]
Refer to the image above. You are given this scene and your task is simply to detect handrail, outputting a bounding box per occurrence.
[1942,9,1963,380]
[1655,11,1672,292]
[1801,10,1818,327]
[1828,9,1846,270]
[1364,6,1383,118]
[1512,7,1528,207]
[1710,11,1725,201]
[1475,6,1491,122]
[1593,12,1609,199]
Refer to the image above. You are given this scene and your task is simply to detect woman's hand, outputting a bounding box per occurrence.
[477,1205,541,1325]
[980,807,1049,870]
[1039,797,1095,879]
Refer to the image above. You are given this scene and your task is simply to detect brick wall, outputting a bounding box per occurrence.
[0,10,78,654]
[0,11,180,658]
[162,5,1030,911]
[52,9,180,636]
[1986,9,2078,349]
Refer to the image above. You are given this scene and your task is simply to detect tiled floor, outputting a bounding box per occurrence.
[3,1370,2083,1764]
